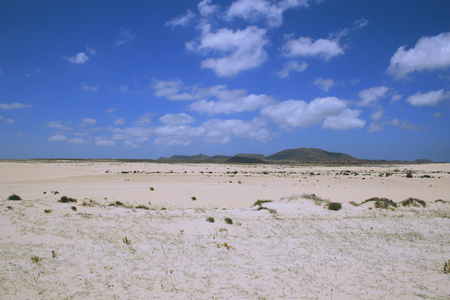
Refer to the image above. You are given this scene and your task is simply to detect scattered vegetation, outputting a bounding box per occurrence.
[123,236,131,245]
[52,250,56,258]
[224,217,233,225]
[135,205,150,210]
[206,216,215,223]
[327,202,342,211]
[71,206,77,211]
[406,172,413,178]
[44,209,53,213]
[59,196,77,203]
[444,260,450,274]
[400,197,426,208]
[7,194,22,201]
[301,193,328,205]
[361,197,397,209]
[253,199,273,207]
[149,187,154,191]
[82,199,100,207]
[31,256,42,263]
[191,196,197,201]
[217,242,234,250]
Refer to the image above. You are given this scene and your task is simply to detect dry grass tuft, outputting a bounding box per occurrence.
[400,197,426,208]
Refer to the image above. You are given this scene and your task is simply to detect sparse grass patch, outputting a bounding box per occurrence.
[217,242,234,250]
[253,199,273,207]
[82,199,100,207]
[224,217,233,225]
[206,216,215,223]
[59,196,77,203]
[44,209,52,213]
[7,194,21,201]
[400,197,426,208]
[444,260,450,274]
[31,256,42,263]
[301,193,328,205]
[361,197,397,209]
[135,205,150,210]
[327,202,342,211]
[123,236,131,245]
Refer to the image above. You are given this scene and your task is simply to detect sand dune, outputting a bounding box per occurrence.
[1,161,449,299]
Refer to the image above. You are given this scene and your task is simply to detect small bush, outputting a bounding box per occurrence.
[7,194,22,201]
[444,260,450,274]
[206,216,215,223]
[59,196,77,203]
[224,217,233,225]
[123,236,131,245]
[71,206,77,211]
[400,197,426,208]
[31,256,42,263]
[149,187,154,191]
[253,199,273,207]
[191,196,197,201]
[44,209,52,213]
[361,197,397,209]
[328,202,342,211]
[406,173,413,178]
[135,205,150,210]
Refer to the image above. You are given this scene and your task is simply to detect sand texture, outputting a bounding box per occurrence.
[1,161,449,299]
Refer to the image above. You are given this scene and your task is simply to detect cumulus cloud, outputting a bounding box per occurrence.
[153,118,272,146]
[152,80,275,114]
[261,97,350,129]
[48,135,67,142]
[80,118,97,127]
[358,86,390,106]
[0,102,32,110]
[406,89,450,106]
[388,32,450,78]
[160,113,195,125]
[166,9,195,28]
[114,118,126,125]
[281,36,343,60]
[277,61,308,78]
[111,127,152,143]
[188,25,269,77]
[95,139,116,146]
[68,138,88,145]
[80,82,98,92]
[0,116,15,123]
[134,113,152,127]
[322,109,366,130]
[314,78,335,92]
[115,29,135,46]
[47,121,71,130]
[226,0,310,27]
[198,0,219,17]
[369,118,424,132]
[65,52,89,64]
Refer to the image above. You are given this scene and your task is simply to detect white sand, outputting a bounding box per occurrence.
[0,161,449,299]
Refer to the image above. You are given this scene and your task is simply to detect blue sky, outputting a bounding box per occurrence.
[1,0,449,161]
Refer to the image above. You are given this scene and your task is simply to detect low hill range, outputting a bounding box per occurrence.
[157,147,431,164]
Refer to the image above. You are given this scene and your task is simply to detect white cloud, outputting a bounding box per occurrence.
[261,97,349,129]
[370,108,385,121]
[282,36,343,60]
[134,113,152,127]
[358,86,389,106]
[188,25,269,77]
[80,118,97,127]
[160,113,195,125]
[48,135,67,142]
[190,93,274,114]
[95,140,116,146]
[114,118,126,125]
[80,82,98,92]
[68,138,88,145]
[314,77,335,92]
[152,80,275,114]
[388,32,450,78]
[119,85,128,92]
[124,140,139,148]
[432,112,443,118]
[111,127,152,143]
[226,0,310,27]
[198,0,219,17]
[0,102,32,110]
[65,52,89,64]
[277,61,308,78]
[406,89,449,106]
[369,118,424,132]
[47,121,71,130]
[116,29,135,46]
[106,108,117,114]
[151,80,195,100]
[154,124,204,146]
[0,116,15,123]
[166,9,195,28]
[322,109,366,130]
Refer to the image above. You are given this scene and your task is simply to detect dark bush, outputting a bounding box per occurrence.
[224,217,233,225]
[59,196,77,203]
[7,194,22,201]
[206,217,215,223]
[253,199,273,207]
[328,202,342,211]
[400,197,426,208]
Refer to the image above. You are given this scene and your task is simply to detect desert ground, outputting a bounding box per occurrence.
[0,161,449,299]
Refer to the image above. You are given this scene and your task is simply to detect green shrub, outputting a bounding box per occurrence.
[59,196,77,203]
[253,199,273,207]
[71,206,77,211]
[191,196,197,201]
[206,217,215,223]
[400,197,426,208]
[406,173,413,178]
[149,187,154,191]
[328,202,342,211]
[7,194,22,201]
[224,217,233,225]
[135,205,150,210]
[361,197,397,209]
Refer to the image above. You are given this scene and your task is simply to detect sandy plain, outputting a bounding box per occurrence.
[0,161,449,299]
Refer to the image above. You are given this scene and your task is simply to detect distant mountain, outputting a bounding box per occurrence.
[266,148,359,162]
[157,154,210,161]
[234,153,266,160]
[226,156,266,164]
